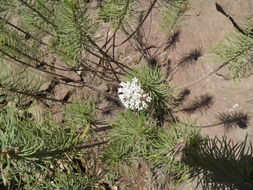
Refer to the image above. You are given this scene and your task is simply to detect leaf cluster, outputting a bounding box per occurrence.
[104,110,160,167]
[18,0,55,35]
[99,0,136,27]
[0,61,44,105]
[23,171,99,190]
[64,99,104,133]
[159,0,189,35]
[4,0,98,68]
[126,66,176,110]
[213,19,253,79]
[148,121,200,182]
[53,0,97,66]
[0,19,42,65]
[0,106,82,187]
[104,110,200,188]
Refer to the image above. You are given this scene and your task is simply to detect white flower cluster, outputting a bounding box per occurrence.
[118,77,152,111]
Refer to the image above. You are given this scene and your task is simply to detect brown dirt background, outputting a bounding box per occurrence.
[44,0,253,189]
[127,0,253,189]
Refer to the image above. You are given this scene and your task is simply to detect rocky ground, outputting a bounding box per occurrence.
[129,0,253,189]
[45,0,253,189]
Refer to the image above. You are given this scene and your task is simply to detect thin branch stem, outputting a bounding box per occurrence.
[17,0,56,28]
[0,50,84,85]
[82,58,123,75]
[0,17,50,47]
[7,86,69,104]
[3,42,75,72]
[37,0,55,16]
[175,62,230,90]
[100,0,131,50]
[116,0,158,47]
[176,45,253,90]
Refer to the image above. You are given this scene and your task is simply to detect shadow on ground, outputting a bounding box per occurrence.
[184,135,253,190]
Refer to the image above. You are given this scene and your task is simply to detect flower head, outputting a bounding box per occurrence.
[118,77,152,111]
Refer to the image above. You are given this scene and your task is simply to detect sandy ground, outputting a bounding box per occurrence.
[47,0,253,189]
[128,0,253,189]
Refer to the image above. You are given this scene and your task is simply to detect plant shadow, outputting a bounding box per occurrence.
[180,93,214,114]
[184,135,253,190]
[217,111,250,132]
[201,111,250,132]
[176,88,191,104]
[178,47,203,68]
[164,30,181,51]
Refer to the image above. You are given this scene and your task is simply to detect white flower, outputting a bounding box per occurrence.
[118,77,152,111]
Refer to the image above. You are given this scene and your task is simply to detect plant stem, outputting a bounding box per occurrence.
[0,50,85,85]
[0,17,49,47]
[7,86,69,103]
[176,40,253,90]
[17,0,57,28]
[3,42,74,72]
[116,0,158,47]
[175,62,230,90]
